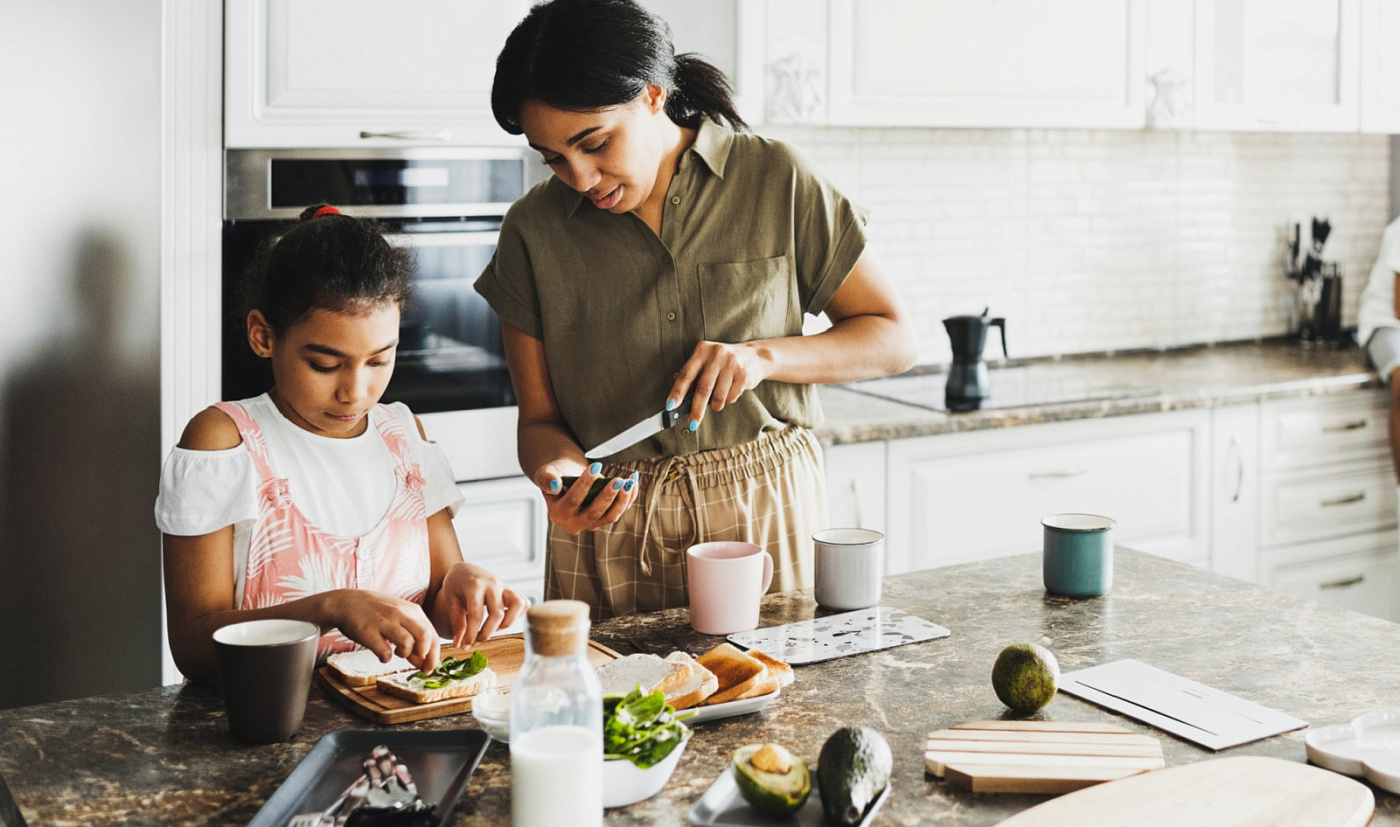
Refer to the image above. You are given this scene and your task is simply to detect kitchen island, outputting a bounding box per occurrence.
[3,548,1397,825]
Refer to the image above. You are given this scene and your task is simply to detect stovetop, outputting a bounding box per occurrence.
[844,365,1159,413]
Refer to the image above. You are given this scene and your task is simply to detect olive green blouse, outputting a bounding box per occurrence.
[474,119,869,462]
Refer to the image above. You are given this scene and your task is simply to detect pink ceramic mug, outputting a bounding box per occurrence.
[686,541,774,635]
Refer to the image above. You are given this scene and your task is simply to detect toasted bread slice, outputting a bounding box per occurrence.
[596,653,691,698]
[697,643,766,705]
[326,649,416,688]
[743,650,794,696]
[664,651,718,710]
[377,666,497,704]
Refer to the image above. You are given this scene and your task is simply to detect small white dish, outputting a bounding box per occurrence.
[603,736,689,808]
[684,689,781,725]
[1305,709,1400,794]
[687,767,890,826]
[471,690,511,743]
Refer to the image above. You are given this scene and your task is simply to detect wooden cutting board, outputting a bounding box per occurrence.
[994,755,1374,827]
[925,720,1165,794]
[316,633,621,725]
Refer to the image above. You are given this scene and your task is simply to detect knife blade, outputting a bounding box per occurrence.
[584,396,692,459]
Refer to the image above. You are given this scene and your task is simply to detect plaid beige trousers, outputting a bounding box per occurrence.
[544,425,828,621]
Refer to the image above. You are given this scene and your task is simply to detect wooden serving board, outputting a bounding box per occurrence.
[926,720,1164,794]
[993,755,1374,827]
[316,634,621,725]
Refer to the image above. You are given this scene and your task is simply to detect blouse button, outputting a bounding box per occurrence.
[670,196,680,205]
[667,312,677,321]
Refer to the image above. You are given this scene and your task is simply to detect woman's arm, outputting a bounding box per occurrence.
[667,250,917,421]
[501,321,640,533]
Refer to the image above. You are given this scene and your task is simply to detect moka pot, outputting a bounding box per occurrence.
[944,310,1007,411]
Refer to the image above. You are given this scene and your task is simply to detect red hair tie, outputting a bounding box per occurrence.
[313,205,341,218]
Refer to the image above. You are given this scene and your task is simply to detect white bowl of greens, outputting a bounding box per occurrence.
[602,687,693,808]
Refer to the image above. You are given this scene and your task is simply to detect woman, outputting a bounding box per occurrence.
[476,0,917,619]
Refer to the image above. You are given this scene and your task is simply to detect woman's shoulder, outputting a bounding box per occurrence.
[177,405,244,452]
[502,176,577,229]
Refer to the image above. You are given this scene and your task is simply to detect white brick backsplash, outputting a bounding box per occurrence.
[764,126,1392,365]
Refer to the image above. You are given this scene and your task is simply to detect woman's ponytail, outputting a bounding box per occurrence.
[668,53,746,132]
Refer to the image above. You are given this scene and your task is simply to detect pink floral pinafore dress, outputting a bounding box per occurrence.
[214,401,432,660]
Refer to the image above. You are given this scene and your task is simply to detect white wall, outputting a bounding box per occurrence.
[0,2,163,708]
[765,126,1392,364]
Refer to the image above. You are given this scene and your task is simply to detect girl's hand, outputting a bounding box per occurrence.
[668,340,771,429]
[320,589,441,671]
[535,461,640,535]
[439,562,530,647]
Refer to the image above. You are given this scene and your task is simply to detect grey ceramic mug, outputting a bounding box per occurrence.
[813,528,886,610]
[212,619,320,744]
[1042,514,1116,597]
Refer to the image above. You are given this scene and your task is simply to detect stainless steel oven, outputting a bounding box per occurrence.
[223,147,533,481]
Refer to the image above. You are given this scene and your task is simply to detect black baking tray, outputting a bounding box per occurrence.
[248,729,489,827]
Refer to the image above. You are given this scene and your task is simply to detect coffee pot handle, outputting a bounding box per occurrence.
[990,318,1008,358]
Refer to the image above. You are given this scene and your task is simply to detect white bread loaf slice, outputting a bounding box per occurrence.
[326,649,416,688]
[696,643,767,705]
[596,653,691,698]
[377,666,497,704]
[739,650,795,699]
[663,651,718,710]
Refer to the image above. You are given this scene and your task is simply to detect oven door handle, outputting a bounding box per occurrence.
[384,231,501,248]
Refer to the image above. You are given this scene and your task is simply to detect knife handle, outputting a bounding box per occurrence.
[666,395,694,428]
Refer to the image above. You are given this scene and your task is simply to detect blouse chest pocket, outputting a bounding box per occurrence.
[698,254,797,344]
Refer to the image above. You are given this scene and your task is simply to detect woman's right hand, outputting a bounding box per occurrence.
[320,589,441,670]
[535,461,640,535]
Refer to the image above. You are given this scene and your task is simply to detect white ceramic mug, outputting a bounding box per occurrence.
[686,541,773,635]
[813,528,885,610]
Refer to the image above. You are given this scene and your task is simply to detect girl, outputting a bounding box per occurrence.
[158,204,526,683]
[476,0,917,619]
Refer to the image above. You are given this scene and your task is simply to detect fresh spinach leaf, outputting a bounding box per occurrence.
[410,651,487,689]
[603,686,692,769]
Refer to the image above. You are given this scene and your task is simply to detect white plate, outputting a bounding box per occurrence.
[682,689,781,724]
[1305,709,1400,794]
[687,767,890,826]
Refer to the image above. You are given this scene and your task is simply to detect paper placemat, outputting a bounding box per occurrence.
[727,607,950,665]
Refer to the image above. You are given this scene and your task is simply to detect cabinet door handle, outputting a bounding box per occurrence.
[850,479,865,529]
[1320,492,1366,507]
[1227,436,1244,503]
[1319,575,1365,590]
[1028,469,1088,480]
[1322,419,1368,432]
[359,129,453,141]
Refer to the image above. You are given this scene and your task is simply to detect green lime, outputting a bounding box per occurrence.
[991,642,1060,714]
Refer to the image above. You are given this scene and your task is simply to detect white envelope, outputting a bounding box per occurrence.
[1059,659,1308,751]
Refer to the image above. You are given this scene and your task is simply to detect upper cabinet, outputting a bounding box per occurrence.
[825,0,1148,129]
[1360,0,1400,132]
[1192,0,1360,131]
[225,0,532,148]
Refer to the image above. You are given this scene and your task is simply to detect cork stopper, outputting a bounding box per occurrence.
[526,599,592,657]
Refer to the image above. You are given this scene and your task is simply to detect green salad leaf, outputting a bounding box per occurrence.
[410,651,487,689]
[603,686,693,769]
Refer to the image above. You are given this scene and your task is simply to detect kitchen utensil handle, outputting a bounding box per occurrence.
[1028,469,1087,480]
[1319,575,1364,590]
[1321,419,1367,433]
[1320,492,1366,507]
[359,129,452,141]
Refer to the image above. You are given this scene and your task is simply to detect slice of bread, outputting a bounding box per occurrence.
[696,643,767,705]
[664,651,718,710]
[740,650,794,699]
[596,653,691,698]
[326,649,416,687]
[377,666,497,704]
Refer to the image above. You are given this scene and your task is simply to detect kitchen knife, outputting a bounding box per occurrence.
[584,396,692,459]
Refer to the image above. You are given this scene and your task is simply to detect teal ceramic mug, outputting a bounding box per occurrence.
[1042,514,1115,597]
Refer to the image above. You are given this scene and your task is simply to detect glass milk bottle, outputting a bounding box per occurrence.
[510,600,603,827]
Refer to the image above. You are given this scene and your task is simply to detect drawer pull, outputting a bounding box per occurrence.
[1320,492,1366,507]
[1028,469,1088,480]
[1319,575,1365,590]
[359,129,453,141]
[1321,419,1368,433]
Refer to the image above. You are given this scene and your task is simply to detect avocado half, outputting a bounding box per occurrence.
[559,475,616,507]
[732,743,812,816]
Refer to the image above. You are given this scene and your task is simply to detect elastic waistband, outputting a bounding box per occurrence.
[609,425,818,489]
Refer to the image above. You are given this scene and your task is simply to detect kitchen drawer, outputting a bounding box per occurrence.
[1258,460,1397,548]
[888,410,1209,572]
[452,476,547,582]
[1260,530,1400,622]
[1259,392,1390,471]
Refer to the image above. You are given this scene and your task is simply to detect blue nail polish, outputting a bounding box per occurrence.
[624,479,636,492]
[589,462,602,475]
[665,398,678,411]
[612,478,624,490]
[688,420,699,432]
[549,479,560,493]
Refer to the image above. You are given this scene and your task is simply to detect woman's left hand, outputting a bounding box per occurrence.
[668,340,771,428]
[437,561,530,648]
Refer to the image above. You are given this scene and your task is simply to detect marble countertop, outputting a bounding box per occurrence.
[2,549,1397,825]
[816,339,1379,445]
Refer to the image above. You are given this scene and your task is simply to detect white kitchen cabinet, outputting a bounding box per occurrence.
[1209,402,1260,581]
[1193,0,1361,131]
[1261,529,1400,621]
[822,440,888,533]
[453,475,547,616]
[885,409,1210,575]
[638,0,766,128]
[826,0,1149,129]
[1360,0,1400,132]
[225,0,532,148]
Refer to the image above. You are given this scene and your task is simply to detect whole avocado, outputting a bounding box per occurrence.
[991,642,1060,714]
[816,726,891,826]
